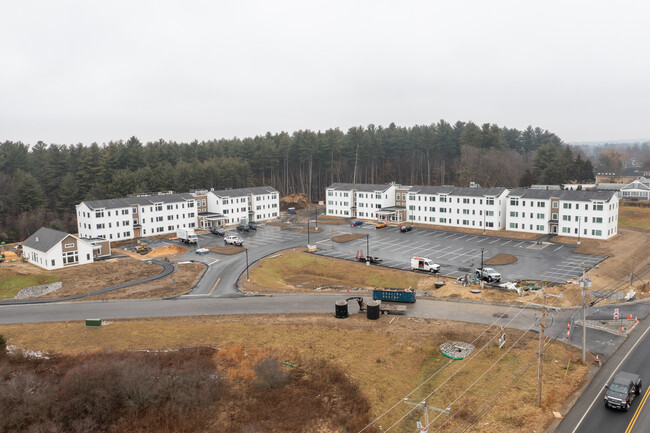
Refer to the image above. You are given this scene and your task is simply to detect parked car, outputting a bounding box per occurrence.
[195,248,209,255]
[210,227,225,236]
[350,220,363,227]
[399,225,412,232]
[604,371,642,410]
[236,224,250,232]
[248,222,258,230]
[375,222,387,229]
[224,235,244,246]
[475,267,501,282]
[411,257,440,273]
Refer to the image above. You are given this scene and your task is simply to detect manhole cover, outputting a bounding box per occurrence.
[492,312,508,318]
[439,341,475,360]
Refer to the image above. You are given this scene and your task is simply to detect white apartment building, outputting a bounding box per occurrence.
[505,189,619,239]
[326,183,401,219]
[76,193,197,241]
[201,186,279,228]
[407,186,509,230]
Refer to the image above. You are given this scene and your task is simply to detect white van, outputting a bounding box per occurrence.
[411,257,440,273]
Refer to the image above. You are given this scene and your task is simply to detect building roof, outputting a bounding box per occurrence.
[209,186,279,198]
[409,186,507,197]
[23,227,72,253]
[621,180,650,191]
[507,188,617,202]
[81,193,196,210]
[596,183,625,191]
[327,183,396,193]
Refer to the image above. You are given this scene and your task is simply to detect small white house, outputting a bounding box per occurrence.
[22,227,106,270]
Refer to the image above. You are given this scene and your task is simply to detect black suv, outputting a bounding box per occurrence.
[248,222,258,230]
[604,371,642,411]
[237,224,250,232]
[210,227,225,236]
[400,225,412,232]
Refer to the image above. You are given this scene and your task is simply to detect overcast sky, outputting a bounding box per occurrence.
[2,1,649,146]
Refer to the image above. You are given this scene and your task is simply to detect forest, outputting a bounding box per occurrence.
[1,120,595,241]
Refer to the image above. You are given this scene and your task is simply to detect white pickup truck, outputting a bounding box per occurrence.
[475,267,501,282]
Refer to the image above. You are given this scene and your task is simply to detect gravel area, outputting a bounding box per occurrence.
[15,282,62,299]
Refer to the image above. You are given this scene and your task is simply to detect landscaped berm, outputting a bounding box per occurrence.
[0,314,591,433]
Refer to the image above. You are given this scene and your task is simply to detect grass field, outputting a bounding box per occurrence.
[618,204,650,228]
[248,249,424,290]
[0,273,59,298]
[0,314,591,433]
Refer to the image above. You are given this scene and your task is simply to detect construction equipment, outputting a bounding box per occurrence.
[346,296,406,315]
[135,244,151,255]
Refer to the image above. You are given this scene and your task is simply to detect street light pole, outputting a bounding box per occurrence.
[315,208,318,229]
[581,266,586,364]
[245,248,250,282]
[578,218,581,245]
[307,220,310,246]
[480,248,484,288]
[366,234,370,258]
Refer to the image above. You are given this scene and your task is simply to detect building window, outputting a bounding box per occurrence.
[552,202,558,208]
[63,251,78,264]
[537,201,545,207]
[594,203,604,211]
[510,198,519,206]
[592,229,602,236]
[95,211,104,218]
[64,243,74,248]
[486,198,494,205]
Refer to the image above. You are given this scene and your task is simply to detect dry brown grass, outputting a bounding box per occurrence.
[332,233,366,243]
[115,244,188,259]
[209,245,246,255]
[0,314,590,433]
[484,253,518,265]
[0,258,161,299]
[81,262,205,300]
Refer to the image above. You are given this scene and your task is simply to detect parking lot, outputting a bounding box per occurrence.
[313,224,605,284]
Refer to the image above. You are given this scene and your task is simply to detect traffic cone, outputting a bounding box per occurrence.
[635,316,638,323]
[621,327,625,333]
[627,314,630,320]
[566,330,570,339]
[567,323,570,330]
[595,355,600,365]
[629,323,632,329]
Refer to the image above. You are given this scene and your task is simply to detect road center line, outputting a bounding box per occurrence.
[208,277,221,296]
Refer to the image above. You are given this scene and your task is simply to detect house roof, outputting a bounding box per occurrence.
[622,180,650,191]
[81,193,196,210]
[326,183,396,193]
[23,227,72,253]
[409,186,507,197]
[507,188,617,202]
[597,183,625,191]
[209,186,278,198]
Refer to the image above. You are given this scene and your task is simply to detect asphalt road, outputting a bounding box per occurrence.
[556,316,650,433]
[315,224,605,283]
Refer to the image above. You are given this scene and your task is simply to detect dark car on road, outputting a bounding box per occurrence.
[604,371,642,410]
[399,225,412,232]
[210,227,225,236]
[350,220,363,227]
[248,222,258,230]
[236,224,250,232]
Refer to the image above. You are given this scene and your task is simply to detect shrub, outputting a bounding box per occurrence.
[253,357,288,389]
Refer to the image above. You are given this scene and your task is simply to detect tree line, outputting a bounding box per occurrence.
[0,120,593,241]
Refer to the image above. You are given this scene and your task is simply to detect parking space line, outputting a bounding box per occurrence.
[476,238,488,243]
[501,240,512,246]
[456,235,467,240]
[466,236,477,241]
[554,245,563,252]
[489,239,499,244]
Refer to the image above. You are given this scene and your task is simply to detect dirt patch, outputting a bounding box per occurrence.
[484,253,518,265]
[314,216,349,225]
[551,227,650,303]
[0,315,591,433]
[116,244,188,259]
[284,227,323,233]
[82,262,205,300]
[279,193,315,211]
[332,234,366,243]
[210,245,246,255]
[0,258,162,300]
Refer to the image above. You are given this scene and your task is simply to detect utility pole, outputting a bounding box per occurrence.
[403,398,449,433]
[315,208,318,229]
[579,264,591,365]
[307,220,310,246]
[366,234,370,257]
[530,290,561,408]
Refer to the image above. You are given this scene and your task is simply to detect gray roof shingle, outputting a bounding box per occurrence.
[209,186,278,197]
[81,193,196,210]
[507,188,616,202]
[23,227,71,253]
[327,183,397,193]
[409,186,507,197]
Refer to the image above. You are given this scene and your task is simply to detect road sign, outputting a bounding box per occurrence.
[613,308,619,320]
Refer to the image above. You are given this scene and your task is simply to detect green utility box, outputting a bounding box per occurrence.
[85,319,102,327]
